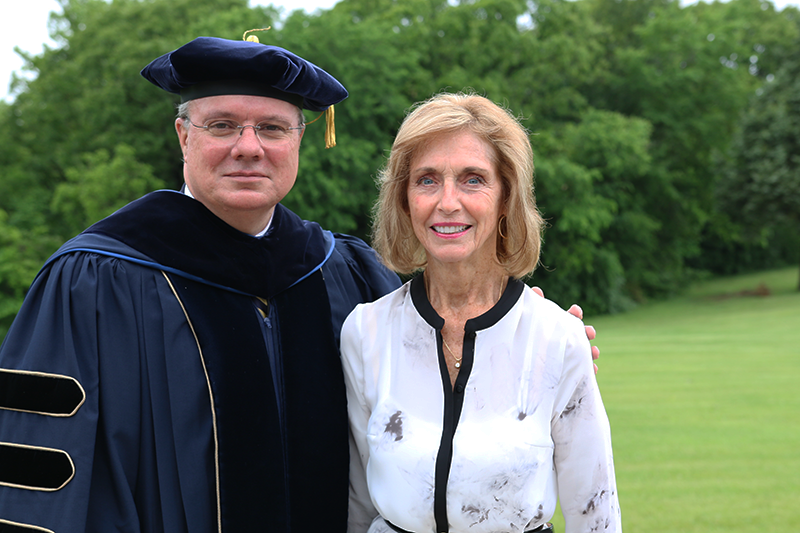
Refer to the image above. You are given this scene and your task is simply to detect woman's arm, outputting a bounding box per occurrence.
[340,307,380,533]
[551,319,622,533]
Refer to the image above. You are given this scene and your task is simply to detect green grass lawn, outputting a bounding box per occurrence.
[551,267,800,532]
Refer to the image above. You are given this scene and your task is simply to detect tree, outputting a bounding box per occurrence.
[0,209,52,337]
[51,143,165,239]
[717,46,800,289]
[533,109,657,311]
[2,0,799,325]
[270,4,424,235]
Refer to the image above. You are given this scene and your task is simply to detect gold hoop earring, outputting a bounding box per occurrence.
[498,215,508,240]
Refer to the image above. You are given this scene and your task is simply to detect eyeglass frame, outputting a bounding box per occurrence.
[185,118,306,143]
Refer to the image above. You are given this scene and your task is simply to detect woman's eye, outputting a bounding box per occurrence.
[419,177,435,185]
[466,176,483,185]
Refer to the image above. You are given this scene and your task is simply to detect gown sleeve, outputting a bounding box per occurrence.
[0,251,213,532]
[325,233,400,347]
[331,233,400,302]
[340,305,381,533]
[550,315,622,533]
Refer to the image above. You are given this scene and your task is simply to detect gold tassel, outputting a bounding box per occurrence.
[240,27,336,147]
[306,109,337,149]
[243,27,271,42]
[325,105,336,149]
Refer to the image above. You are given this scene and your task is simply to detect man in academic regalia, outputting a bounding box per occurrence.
[0,36,401,532]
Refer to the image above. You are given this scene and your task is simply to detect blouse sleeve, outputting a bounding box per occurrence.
[551,317,622,533]
[340,306,380,533]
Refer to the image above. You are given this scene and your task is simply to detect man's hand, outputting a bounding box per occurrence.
[531,286,600,374]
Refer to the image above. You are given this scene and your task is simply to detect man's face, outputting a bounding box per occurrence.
[176,94,304,234]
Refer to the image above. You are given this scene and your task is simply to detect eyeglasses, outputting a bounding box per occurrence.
[186,119,305,143]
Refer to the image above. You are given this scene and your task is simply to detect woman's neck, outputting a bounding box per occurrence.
[424,261,508,320]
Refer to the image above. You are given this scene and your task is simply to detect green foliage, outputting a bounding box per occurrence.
[716,45,800,287]
[523,0,609,124]
[589,0,800,290]
[719,51,800,224]
[51,143,165,239]
[272,4,422,235]
[532,154,626,311]
[1,0,799,325]
[0,209,31,330]
[0,209,58,337]
[533,109,658,311]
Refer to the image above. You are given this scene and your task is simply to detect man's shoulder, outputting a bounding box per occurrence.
[354,280,410,314]
[51,232,151,263]
[330,232,378,263]
[327,232,400,296]
[341,281,410,344]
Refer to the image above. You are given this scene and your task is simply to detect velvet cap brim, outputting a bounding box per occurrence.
[141,37,347,112]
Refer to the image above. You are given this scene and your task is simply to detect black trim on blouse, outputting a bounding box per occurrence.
[409,274,525,532]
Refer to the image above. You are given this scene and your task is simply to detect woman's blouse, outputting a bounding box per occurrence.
[341,276,621,533]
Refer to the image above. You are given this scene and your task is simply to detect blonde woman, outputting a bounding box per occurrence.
[342,93,621,533]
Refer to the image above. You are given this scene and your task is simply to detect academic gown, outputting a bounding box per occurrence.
[0,190,400,533]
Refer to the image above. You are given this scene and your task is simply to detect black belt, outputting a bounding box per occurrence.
[386,520,554,533]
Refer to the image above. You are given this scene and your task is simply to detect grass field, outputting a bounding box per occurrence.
[550,267,800,533]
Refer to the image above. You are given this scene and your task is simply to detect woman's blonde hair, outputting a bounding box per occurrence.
[372,92,543,278]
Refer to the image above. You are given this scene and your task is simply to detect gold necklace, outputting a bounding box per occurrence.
[424,271,509,371]
[442,337,462,368]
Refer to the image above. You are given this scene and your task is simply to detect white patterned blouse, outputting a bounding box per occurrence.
[341,276,621,533]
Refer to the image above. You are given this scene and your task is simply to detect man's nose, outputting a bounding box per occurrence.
[238,125,262,138]
[232,126,265,156]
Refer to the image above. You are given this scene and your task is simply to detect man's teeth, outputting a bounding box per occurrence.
[434,225,468,234]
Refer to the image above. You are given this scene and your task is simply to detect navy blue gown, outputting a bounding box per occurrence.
[0,190,400,532]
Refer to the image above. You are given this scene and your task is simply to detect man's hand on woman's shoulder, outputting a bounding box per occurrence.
[530,286,600,374]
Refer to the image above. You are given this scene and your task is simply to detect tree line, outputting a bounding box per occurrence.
[1,0,798,336]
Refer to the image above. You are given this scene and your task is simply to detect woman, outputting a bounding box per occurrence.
[341,93,621,533]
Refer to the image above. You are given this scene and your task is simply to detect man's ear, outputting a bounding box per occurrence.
[175,118,189,157]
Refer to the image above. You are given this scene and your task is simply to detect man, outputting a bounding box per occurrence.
[0,36,597,532]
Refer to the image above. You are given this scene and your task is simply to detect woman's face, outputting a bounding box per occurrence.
[407,130,505,271]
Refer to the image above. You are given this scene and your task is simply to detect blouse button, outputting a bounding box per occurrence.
[455,384,464,393]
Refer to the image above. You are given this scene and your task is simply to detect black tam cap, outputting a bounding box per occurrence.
[141,36,348,112]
